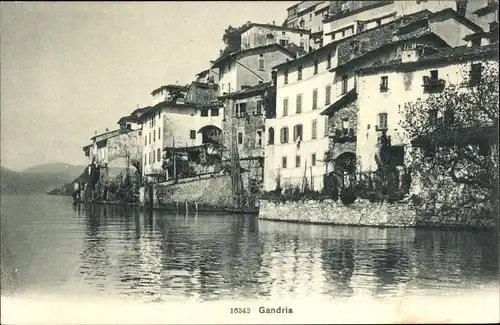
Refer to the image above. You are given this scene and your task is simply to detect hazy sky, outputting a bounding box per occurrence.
[1,1,295,171]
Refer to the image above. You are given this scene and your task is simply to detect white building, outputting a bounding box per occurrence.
[355,41,498,172]
[212,43,300,97]
[240,22,311,52]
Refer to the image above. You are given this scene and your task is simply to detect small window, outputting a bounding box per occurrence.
[295,155,301,168]
[312,119,317,139]
[342,118,349,131]
[327,53,332,69]
[236,102,247,117]
[279,39,288,46]
[380,76,388,91]
[190,130,196,139]
[201,109,209,116]
[282,156,287,168]
[378,112,388,130]
[149,133,151,144]
[293,124,303,141]
[296,94,302,113]
[153,130,156,141]
[471,38,481,48]
[283,97,289,116]
[297,65,303,80]
[284,69,289,84]
[280,127,289,143]
[268,127,275,145]
[282,31,286,36]
[238,132,243,145]
[312,89,318,109]
[324,117,329,136]
[256,100,262,115]
[256,130,263,148]
[258,55,265,70]
[158,128,161,139]
[211,108,219,116]
[157,148,161,162]
[430,70,438,79]
[325,85,331,105]
[144,154,147,166]
[341,75,348,94]
[145,136,147,146]
[311,153,316,166]
[314,60,319,75]
[470,63,482,86]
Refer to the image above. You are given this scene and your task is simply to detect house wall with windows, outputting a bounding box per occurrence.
[264,48,335,192]
[286,1,331,32]
[355,45,499,172]
[240,24,310,51]
[216,46,295,96]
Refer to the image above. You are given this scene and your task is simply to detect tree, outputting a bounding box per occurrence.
[221,24,246,57]
[400,61,499,218]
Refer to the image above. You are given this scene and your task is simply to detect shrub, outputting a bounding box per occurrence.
[340,189,357,205]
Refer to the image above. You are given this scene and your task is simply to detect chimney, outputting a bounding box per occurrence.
[401,43,420,63]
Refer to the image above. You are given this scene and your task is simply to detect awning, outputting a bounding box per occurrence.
[320,88,358,117]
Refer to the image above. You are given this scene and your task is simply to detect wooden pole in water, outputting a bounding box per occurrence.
[185,201,188,213]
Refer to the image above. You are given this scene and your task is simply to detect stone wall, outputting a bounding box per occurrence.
[259,198,497,229]
[152,173,235,209]
[327,100,358,161]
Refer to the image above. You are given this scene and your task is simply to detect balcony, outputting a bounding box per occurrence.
[422,76,446,93]
[331,128,356,143]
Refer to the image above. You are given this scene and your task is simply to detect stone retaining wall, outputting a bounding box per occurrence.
[259,199,497,229]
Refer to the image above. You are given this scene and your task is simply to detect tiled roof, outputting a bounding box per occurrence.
[284,43,308,57]
[357,43,499,75]
[239,23,310,35]
[150,84,188,96]
[323,1,394,23]
[211,44,296,68]
[219,81,272,99]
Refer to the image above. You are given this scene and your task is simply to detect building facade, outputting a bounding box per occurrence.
[355,42,498,172]
[240,23,310,52]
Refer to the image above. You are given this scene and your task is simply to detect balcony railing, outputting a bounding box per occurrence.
[331,128,356,143]
[422,76,446,93]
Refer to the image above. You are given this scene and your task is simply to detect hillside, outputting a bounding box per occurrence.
[1,163,87,196]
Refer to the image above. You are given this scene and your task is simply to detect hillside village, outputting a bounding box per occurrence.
[76,1,499,226]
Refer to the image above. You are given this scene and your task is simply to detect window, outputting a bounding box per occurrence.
[283,97,289,116]
[325,85,331,105]
[314,60,318,75]
[311,153,316,166]
[157,149,161,162]
[293,124,303,141]
[238,132,243,145]
[471,38,481,48]
[149,152,152,164]
[325,117,329,136]
[295,155,301,168]
[284,69,289,84]
[153,129,156,141]
[470,63,482,86]
[279,39,288,46]
[201,109,209,116]
[256,100,262,115]
[282,31,286,36]
[190,130,196,139]
[378,112,388,130]
[145,154,147,166]
[256,130,262,147]
[268,127,275,145]
[282,156,287,168]
[280,127,289,143]
[297,65,303,80]
[211,108,219,116]
[296,94,302,113]
[158,128,161,139]
[312,89,318,109]
[341,75,348,94]
[430,70,438,79]
[312,119,317,139]
[145,136,147,146]
[327,53,332,69]
[149,133,151,144]
[258,55,265,70]
[235,102,247,117]
[380,76,388,91]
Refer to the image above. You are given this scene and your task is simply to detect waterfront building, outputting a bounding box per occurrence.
[355,40,498,173]
[219,78,276,191]
[240,22,311,52]
[264,8,484,192]
[140,82,222,181]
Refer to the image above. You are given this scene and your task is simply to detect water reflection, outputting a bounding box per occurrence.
[1,196,498,302]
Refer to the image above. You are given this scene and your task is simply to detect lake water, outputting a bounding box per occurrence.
[1,195,499,323]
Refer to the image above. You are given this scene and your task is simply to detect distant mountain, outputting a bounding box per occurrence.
[1,163,87,196]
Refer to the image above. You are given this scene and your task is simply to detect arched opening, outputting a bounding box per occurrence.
[198,125,222,144]
[268,127,275,145]
[334,152,356,189]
